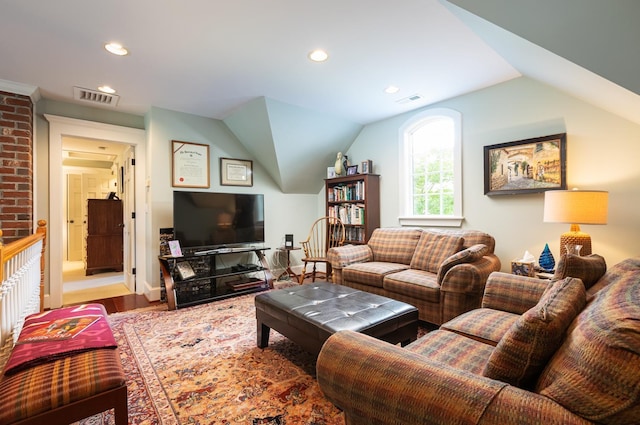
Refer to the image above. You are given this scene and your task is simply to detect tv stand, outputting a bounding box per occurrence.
[159,247,273,310]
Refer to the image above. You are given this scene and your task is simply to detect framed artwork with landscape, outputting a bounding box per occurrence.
[484,133,567,196]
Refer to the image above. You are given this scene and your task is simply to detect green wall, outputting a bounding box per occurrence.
[342,76,640,269]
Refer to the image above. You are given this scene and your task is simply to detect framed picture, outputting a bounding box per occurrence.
[347,165,358,175]
[361,160,372,174]
[172,140,210,188]
[327,166,336,178]
[484,133,567,196]
[220,157,253,186]
[168,240,182,257]
[176,261,196,280]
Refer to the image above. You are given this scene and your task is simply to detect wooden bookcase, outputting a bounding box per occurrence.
[326,174,380,244]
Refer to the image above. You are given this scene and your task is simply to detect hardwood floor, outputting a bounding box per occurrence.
[69,272,317,314]
[65,293,165,314]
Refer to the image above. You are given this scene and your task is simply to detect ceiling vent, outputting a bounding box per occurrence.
[73,86,120,107]
[396,94,424,104]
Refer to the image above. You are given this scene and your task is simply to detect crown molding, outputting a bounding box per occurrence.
[0,79,41,102]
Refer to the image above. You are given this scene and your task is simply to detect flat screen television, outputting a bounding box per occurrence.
[173,191,265,249]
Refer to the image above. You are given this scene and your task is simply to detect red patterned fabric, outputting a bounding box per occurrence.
[3,304,117,376]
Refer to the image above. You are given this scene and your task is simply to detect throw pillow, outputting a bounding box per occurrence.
[410,232,464,274]
[553,253,606,289]
[482,276,586,388]
[436,244,488,282]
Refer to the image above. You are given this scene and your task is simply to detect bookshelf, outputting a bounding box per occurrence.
[326,174,380,244]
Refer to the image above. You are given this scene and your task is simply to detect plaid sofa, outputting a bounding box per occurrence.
[327,227,501,325]
[317,255,640,424]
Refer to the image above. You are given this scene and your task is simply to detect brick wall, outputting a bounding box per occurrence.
[0,91,33,242]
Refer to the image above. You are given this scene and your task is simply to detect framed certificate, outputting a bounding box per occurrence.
[172,140,210,188]
[220,157,253,187]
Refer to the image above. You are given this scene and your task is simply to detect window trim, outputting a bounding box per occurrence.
[398,108,463,227]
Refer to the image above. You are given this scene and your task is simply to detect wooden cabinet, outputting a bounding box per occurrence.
[326,174,380,244]
[85,199,123,275]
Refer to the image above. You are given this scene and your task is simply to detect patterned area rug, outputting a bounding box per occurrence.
[80,292,344,424]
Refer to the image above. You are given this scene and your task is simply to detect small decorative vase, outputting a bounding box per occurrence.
[539,243,555,272]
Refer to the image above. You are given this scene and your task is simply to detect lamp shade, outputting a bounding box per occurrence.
[543,190,608,257]
[543,190,608,225]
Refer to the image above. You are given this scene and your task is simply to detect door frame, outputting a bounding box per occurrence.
[46,114,146,309]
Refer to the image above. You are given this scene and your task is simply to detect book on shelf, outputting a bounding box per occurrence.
[328,180,366,202]
[176,261,196,280]
[328,203,365,225]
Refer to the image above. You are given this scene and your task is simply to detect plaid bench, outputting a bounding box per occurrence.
[0,304,127,425]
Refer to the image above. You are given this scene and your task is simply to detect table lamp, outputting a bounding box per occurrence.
[543,189,608,256]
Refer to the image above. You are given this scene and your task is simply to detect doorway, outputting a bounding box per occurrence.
[46,115,147,310]
[61,138,134,305]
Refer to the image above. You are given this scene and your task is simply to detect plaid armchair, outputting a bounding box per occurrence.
[318,256,640,424]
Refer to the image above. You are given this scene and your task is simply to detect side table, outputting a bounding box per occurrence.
[277,246,301,280]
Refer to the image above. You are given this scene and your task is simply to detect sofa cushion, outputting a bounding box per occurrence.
[553,253,607,290]
[483,277,586,388]
[407,330,494,375]
[441,308,519,347]
[368,228,422,265]
[410,232,464,273]
[536,257,640,423]
[343,262,409,288]
[437,229,496,252]
[436,244,488,282]
[382,269,440,303]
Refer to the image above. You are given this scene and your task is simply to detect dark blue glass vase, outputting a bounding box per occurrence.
[539,243,555,272]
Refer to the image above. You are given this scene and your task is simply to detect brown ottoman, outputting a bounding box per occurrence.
[255,282,418,355]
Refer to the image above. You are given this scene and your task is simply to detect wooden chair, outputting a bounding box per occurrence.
[298,217,345,284]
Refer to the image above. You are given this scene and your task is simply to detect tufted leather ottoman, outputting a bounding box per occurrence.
[255,282,418,355]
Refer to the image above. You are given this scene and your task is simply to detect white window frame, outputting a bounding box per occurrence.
[398,108,463,227]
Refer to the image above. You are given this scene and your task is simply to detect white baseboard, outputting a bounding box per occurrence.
[145,282,162,302]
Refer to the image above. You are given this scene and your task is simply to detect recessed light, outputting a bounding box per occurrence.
[98,85,116,94]
[104,42,129,56]
[308,49,329,62]
[384,85,400,94]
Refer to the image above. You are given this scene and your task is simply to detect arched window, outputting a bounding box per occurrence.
[399,108,463,227]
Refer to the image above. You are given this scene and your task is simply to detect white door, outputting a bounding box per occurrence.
[66,174,83,261]
[83,172,114,200]
[122,146,136,292]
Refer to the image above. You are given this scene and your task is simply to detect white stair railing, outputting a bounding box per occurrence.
[0,220,47,369]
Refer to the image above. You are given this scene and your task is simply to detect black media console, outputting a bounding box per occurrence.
[158,247,273,310]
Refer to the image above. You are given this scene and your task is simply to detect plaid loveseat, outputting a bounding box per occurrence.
[327,227,501,325]
[317,255,640,424]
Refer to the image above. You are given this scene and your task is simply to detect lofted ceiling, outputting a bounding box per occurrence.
[1,0,638,192]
